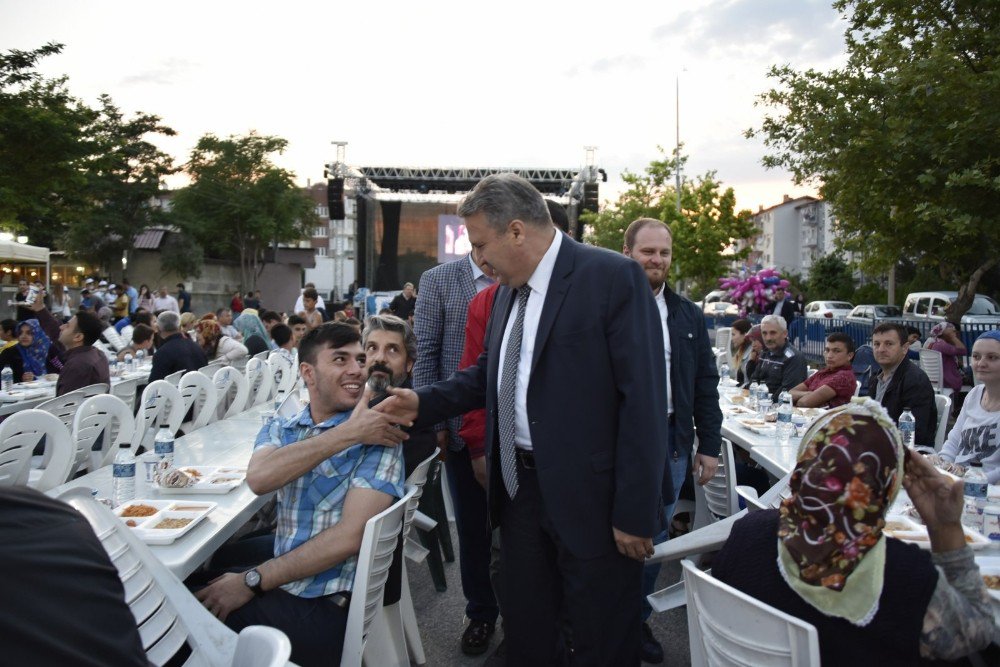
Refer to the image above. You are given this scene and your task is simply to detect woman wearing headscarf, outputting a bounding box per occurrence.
[196,318,248,363]
[925,321,967,394]
[936,330,1000,484]
[0,320,63,383]
[712,400,995,664]
[232,310,270,356]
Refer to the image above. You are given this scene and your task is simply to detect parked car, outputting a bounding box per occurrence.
[804,300,854,319]
[902,291,1000,325]
[845,304,903,324]
[701,289,739,317]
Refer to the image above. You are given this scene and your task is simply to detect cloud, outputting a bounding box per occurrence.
[119,58,192,87]
[652,0,846,64]
[565,53,650,78]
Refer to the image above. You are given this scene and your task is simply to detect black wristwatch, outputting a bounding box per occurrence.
[244,568,264,597]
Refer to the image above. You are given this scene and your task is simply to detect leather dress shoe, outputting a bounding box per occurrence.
[461,619,496,656]
[640,621,664,664]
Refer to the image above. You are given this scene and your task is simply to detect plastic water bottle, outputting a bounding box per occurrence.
[136,349,146,367]
[112,443,136,508]
[124,353,135,373]
[748,382,760,410]
[758,392,772,420]
[153,427,174,473]
[1,366,12,391]
[962,462,988,531]
[898,407,916,448]
[719,363,730,384]
[777,391,793,445]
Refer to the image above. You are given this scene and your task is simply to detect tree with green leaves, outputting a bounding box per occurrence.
[63,94,177,275]
[807,253,855,301]
[0,43,94,245]
[170,132,317,290]
[749,0,1000,324]
[584,148,756,296]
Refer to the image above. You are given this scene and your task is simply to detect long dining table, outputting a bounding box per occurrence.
[48,401,273,580]
[0,368,151,417]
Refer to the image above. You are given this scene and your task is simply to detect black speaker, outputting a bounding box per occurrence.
[328,178,345,219]
[583,182,599,213]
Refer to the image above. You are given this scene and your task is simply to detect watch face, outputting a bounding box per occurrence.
[245,569,261,587]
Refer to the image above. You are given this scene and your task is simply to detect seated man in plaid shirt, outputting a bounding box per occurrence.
[196,322,411,666]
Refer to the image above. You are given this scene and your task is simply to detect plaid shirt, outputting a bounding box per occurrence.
[254,406,404,598]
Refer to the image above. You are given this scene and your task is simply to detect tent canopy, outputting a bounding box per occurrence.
[0,240,49,263]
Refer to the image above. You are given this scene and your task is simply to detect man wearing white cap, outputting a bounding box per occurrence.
[95,279,109,303]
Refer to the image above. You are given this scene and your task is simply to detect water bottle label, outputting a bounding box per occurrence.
[964,481,988,499]
[900,422,915,432]
[777,412,792,424]
[113,462,136,477]
[154,440,174,455]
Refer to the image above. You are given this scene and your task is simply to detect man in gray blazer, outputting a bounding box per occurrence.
[414,249,498,655]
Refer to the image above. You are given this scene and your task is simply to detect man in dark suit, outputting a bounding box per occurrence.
[766,286,797,323]
[378,174,668,665]
[148,311,208,382]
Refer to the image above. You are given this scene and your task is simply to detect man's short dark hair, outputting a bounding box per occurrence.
[260,310,281,324]
[131,324,154,345]
[176,283,185,290]
[363,314,417,362]
[1,319,17,336]
[458,173,551,232]
[623,217,671,250]
[271,323,293,347]
[872,322,907,344]
[906,326,921,340]
[215,307,231,318]
[303,288,318,301]
[299,322,361,366]
[75,310,104,346]
[344,317,361,328]
[826,331,855,353]
[545,200,570,233]
[286,314,306,327]
[131,311,153,327]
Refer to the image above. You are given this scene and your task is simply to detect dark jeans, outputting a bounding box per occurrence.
[500,458,642,666]
[444,445,501,624]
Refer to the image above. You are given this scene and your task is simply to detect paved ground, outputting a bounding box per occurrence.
[407,523,692,666]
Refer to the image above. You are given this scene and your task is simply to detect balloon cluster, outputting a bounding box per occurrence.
[719,269,790,317]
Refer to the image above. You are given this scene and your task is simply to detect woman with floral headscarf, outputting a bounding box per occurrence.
[196,318,247,363]
[232,310,270,356]
[0,320,62,383]
[925,321,967,394]
[712,400,995,664]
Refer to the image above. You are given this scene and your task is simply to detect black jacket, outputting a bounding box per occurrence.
[869,359,938,447]
[767,298,797,323]
[664,287,722,460]
[751,341,808,402]
[148,333,208,382]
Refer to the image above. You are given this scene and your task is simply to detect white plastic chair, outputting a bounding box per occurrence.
[55,487,293,666]
[253,349,270,362]
[366,450,439,667]
[934,393,952,450]
[715,327,732,357]
[134,380,184,452]
[696,438,740,520]
[164,370,186,387]
[199,360,226,378]
[229,625,292,667]
[682,560,820,667]
[853,379,862,397]
[37,383,109,432]
[267,353,297,397]
[807,368,818,379]
[71,394,135,474]
[213,366,250,420]
[245,357,274,407]
[340,485,417,667]
[919,348,953,397]
[0,409,74,492]
[111,377,140,411]
[178,371,220,432]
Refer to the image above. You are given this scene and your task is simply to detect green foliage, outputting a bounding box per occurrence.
[583,147,757,292]
[0,43,94,237]
[170,132,317,290]
[852,281,887,305]
[808,253,855,301]
[750,0,1000,323]
[159,233,204,280]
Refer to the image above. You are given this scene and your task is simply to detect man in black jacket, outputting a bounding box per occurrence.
[869,322,938,446]
[766,286,797,323]
[148,311,208,382]
[623,217,722,664]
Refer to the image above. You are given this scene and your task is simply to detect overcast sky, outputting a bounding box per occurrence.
[1,0,849,211]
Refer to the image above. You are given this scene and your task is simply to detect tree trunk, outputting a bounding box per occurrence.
[947,257,1000,324]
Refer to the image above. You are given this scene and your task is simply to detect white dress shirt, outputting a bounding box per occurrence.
[468,253,494,293]
[655,286,673,415]
[497,231,563,452]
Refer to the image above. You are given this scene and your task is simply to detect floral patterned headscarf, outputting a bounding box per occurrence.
[777,398,903,625]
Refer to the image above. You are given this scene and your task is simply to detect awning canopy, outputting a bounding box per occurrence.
[0,240,49,263]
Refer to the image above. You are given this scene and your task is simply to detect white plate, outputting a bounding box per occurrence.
[975,557,1000,602]
[156,466,246,495]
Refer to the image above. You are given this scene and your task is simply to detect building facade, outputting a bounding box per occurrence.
[738,195,846,280]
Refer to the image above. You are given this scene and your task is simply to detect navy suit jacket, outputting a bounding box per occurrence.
[414,235,669,559]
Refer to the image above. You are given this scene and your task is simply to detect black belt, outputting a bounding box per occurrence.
[515,449,536,470]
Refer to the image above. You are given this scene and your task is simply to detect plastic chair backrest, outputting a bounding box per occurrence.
[230,626,292,667]
[71,394,135,474]
[715,327,732,355]
[851,344,876,396]
[134,380,184,451]
[0,409,73,491]
[178,371,220,431]
[267,353,297,396]
[340,486,416,666]
[682,560,820,667]
[699,438,740,519]
[199,361,226,378]
[402,449,439,541]
[934,393,952,450]
[919,348,945,392]
[253,349,270,362]
[37,384,109,432]
[111,378,140,410]
[56,487,250,665]
[245,358,274,407]
[853,380,862,397]
[213,366,249,420]
[164,370,185,387]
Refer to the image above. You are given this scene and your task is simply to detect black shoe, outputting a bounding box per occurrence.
[640,622,664,664]
[461,619,496,656]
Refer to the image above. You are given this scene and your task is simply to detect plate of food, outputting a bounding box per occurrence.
[975,557,1000,602]
[884,514,992,550]
[114,500,216,545]
[156,466,247,494]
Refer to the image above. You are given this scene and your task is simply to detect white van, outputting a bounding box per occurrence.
[901,291,1000,325]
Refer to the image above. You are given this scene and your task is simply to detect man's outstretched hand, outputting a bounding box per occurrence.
[343,386,410,447]
[374,386,420,424]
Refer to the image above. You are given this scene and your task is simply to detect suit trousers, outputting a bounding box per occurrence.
[500,456,643,666]
[444,444,501,624]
